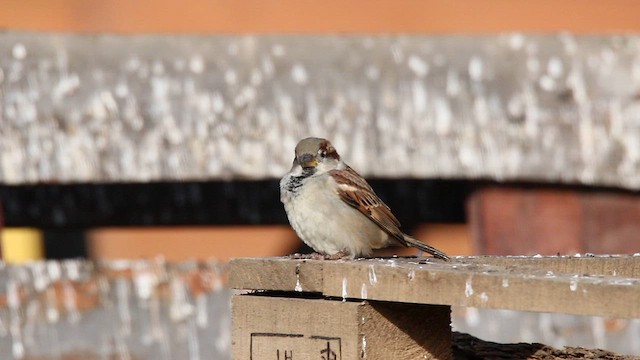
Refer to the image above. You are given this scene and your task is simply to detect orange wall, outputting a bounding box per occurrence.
[87,225,471,261]
[1,0,640,33]
[88,226,300,262]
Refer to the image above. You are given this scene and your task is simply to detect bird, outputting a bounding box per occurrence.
[280,137,449,260]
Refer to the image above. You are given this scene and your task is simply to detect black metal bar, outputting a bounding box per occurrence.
[0,180,471,228]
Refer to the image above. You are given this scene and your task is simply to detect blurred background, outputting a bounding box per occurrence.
[1,0,640,358]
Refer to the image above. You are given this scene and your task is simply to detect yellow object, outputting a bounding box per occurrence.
[1,228,44,263]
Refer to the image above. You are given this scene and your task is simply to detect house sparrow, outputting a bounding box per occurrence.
[280,137,449,260]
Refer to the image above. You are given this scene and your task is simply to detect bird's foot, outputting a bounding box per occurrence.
[321,250,352,260]
[288,253,316,259]
[290,251,353,260]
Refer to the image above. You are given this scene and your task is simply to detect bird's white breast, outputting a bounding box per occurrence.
[280,172,389,257]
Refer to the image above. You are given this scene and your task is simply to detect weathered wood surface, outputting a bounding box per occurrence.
[229,255,640,318]
[4,33,640,189]
[460,255,640,278]
[233,295,452,360]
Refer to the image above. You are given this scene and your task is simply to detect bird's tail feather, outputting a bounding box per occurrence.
[402,234,450,261]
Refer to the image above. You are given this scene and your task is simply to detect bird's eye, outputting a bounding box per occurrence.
[319,150,326,158]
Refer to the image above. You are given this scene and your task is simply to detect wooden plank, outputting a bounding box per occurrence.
[229,257,323,292]
[5,33,640,190]
[322,259,640,318]
[229,256,640,318]
[232,294,452,360]
[459,255,640,278]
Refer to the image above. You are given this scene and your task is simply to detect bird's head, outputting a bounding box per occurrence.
[292,137,342,175]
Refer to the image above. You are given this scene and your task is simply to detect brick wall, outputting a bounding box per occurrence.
[469,188,640,255]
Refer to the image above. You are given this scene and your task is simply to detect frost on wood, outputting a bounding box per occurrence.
[1,33,640,187]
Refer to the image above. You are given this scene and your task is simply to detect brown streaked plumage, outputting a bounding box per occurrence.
[331,167,403,240]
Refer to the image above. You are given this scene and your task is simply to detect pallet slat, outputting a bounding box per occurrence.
[229,256,640,318]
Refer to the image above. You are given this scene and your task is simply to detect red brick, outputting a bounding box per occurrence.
[468,188,582,256]
[581,193,640,254]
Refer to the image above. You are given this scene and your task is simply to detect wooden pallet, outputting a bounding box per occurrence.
[230,255,640,359]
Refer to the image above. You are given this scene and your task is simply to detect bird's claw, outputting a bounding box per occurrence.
[317,250,352,260]
[289,251,352,260]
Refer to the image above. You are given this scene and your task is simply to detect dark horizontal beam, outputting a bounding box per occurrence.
[3,179,637,229]
[0,179,471,228]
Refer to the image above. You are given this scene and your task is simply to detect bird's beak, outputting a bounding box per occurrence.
[298,153,318,169]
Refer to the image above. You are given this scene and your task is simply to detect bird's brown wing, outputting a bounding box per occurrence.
[329,167,406,243]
